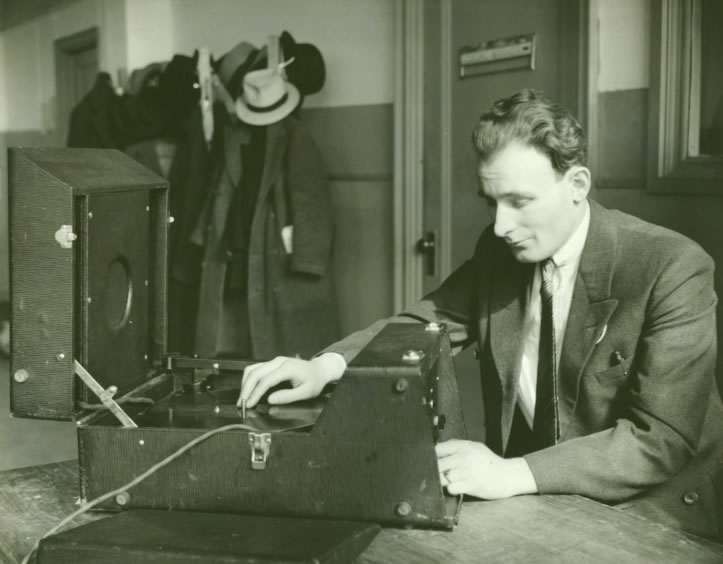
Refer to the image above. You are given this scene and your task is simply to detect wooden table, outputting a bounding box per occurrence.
[1,460,721,564]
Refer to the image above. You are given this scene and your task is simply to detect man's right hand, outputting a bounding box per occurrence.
[236,353,346,409]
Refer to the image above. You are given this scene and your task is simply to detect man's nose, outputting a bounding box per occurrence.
[493,205,515,238]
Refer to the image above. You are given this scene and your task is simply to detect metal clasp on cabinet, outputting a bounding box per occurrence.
[54,225,77,249]
[248,433,271,470]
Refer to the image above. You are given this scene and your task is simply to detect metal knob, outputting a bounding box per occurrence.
[13,369,29,384]
[115,491,131,506]
[402,350,424,364]
[395,501,412,517]
[394,378,409,393]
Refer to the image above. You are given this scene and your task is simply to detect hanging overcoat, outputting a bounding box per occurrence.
[169,110,339,359]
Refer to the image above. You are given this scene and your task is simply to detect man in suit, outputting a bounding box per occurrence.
[237,89,723,540]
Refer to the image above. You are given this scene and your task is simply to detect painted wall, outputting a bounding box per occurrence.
[593,0,723,394]
[169,0,394,109]
[125,0,174,70]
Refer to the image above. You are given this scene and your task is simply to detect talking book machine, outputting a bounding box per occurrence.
[9,148,466,560]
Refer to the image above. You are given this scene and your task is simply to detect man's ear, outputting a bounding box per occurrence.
[568,166,591,202]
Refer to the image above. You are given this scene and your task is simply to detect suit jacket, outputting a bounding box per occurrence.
[326,200,723,540]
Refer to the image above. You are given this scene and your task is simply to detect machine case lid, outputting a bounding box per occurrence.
[9,148,169,421]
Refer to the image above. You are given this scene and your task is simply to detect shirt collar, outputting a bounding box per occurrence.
[551,200,590,267]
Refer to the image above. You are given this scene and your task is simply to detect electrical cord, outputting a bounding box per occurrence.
[21,423,257,564]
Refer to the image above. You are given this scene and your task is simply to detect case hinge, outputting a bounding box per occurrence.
[74,360,137,428]
[248,432,271,470]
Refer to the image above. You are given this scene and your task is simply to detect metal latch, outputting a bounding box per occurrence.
[248,433,271,470]
[55,225,77,249]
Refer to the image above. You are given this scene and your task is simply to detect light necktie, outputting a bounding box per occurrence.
[533,258,559,449]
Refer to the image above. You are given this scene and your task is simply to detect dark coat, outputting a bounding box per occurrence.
[326,200,723,541]
[67,58,198,150]
[169,111,339,359]
[244,116,339,359]
[165,106,216,353]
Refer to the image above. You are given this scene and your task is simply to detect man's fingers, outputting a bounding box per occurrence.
[246,366,296,408]
[243,357,286,386]
[435,440,463,458]
[437,454,459,474]
[241,361,264,387]
[439,471,450,487]
[238,357,286,406]
[446,480,471,496]
[440,466,470,495]
[268,385,311,406]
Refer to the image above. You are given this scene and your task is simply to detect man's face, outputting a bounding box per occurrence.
[478,141,588,263]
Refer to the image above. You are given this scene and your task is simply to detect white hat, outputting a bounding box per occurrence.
[235,67,300,126]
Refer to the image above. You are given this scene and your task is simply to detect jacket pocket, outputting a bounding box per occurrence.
[594,361,629,385]
[579,360,631,429]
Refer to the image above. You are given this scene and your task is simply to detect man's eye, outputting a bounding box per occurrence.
[483,197,496,208]
[511,198,531,208]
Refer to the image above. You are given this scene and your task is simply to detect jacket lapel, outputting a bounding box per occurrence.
[491,200,620,448]
[489,250,534,447]
[558,200,618,426]
[255,119,288,222]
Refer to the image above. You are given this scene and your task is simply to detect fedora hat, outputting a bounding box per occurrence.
[235,67,300,126]
[216,41,260,98]
[279,31,326,96]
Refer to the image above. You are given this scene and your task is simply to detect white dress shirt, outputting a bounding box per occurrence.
[517,201,591,429]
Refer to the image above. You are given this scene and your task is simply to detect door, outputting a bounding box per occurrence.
[421,0,587,440]
[55,27,99,147]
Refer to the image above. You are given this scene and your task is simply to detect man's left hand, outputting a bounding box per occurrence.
[436,440,539,499]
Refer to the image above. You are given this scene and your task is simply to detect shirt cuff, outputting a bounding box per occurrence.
[312,352,347,384]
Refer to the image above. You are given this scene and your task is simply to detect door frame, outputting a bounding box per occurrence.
[55,26,99,146]
[393,0,425,311]
[393,0,592,309]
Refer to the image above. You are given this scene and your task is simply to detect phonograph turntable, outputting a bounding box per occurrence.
[8,148,466,537]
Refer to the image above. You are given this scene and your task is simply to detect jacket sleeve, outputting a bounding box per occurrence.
[321,232,488,364]
[524,244,718,501]
[285,124,334,276]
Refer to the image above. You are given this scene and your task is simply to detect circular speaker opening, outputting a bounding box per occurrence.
[104,258,132,330]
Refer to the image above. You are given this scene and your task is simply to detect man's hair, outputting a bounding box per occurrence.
[472,89,587,174]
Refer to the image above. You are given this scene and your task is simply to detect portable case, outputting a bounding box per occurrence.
[9,147,466,529]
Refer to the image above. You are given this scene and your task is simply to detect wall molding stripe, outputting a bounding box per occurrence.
[329,173,393,182]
